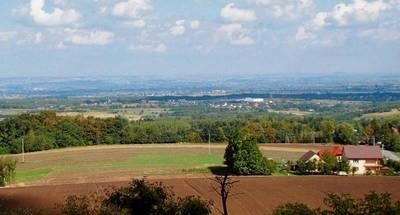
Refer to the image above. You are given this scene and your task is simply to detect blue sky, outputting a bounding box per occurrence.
[0,0,399,78]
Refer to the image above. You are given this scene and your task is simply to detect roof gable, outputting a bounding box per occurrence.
[299,150,318,162]
[343,146,382,159]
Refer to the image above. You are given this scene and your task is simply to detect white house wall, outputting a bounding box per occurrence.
[350,159,366,175]
[349,159,380,175]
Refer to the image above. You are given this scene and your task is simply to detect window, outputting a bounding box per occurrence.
[353,159,359,163]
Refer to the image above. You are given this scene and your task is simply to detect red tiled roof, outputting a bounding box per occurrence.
[318,146,343,157]
[343,146,382,159]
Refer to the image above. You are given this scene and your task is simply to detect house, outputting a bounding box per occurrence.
[299,150,320,162]
[342,145,382,175]
[291,150,321,171]
[318,146,343,161]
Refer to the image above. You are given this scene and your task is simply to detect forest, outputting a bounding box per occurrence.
[0,111,399,154]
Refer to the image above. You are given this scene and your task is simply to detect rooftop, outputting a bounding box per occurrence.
[318,146,343,157]
[343,145,382,159]
[299,150,318,162]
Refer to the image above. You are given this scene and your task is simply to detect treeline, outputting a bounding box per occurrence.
[0,111,399,154]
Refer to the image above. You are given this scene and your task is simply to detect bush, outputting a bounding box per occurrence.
[273,192,400,215]
[272,203,314,215]
[61,195,92,215]
[103,179,177,214]
[0,204,42,215]
[386,159,400,172]
[61,179,212,215]
[178,196,213,215]
[0,156,17,186]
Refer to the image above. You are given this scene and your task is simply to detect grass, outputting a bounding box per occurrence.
[15,151,224,183]
[130,153,222,167]
[12,144,314,184]
[395,152,400,158]
[36,153,222,172]
[16,168,52,182]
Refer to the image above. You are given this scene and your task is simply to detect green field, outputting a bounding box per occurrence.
[11,144,311,185]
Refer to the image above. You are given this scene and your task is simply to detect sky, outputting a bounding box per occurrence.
[0,0,399,79]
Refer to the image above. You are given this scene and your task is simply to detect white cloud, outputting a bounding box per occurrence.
[169,20,186,36]
[308,0,391,28]
[15,32,43,46]
[350,0,390,22]
[170,25,185,36]
[53,0,67,6]
[358,18,400,41]
[221,3,257,22]
[217,23,255,45]
[359,28,400,41]
[34,32,43,44]
[0,31,16,41]
[129,41,167,53]
[30,0,81,26]
[99,6,108,15]
[190,20,200,29]
[295,26,315,41]
[250,0,313,20]
[296,0,394,43]
[123,19,146,28]
[175,19,185,26]
[12,5,30,16]
[112,0,152,18]
[311,12,329,29]
[64,29,114,45]
[56,41,66,49]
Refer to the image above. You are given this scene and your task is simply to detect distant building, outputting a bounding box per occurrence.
[343,145,382,175]
[243,98,265,103]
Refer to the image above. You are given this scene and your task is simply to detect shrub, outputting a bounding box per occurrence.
[386,159,400,172]
[0,204,42,215]
[178,196,213,215]
[61,179,212,215]
[103,179,177,214]
[273,191,400,215]
[272,203,314,215]
[0,156,17,186]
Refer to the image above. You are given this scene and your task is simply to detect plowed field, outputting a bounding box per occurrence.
[1,176,400,215]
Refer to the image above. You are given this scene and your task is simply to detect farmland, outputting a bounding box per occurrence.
[1,136,400,214]
[360,109,400,119]
[10,144,327,186]
[2,176,400,214]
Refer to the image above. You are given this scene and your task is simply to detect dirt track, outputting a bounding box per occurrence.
[1,176,400,215]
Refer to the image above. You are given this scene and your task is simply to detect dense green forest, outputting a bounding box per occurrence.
[0,111,399,154]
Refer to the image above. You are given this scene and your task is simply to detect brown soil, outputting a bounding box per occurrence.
[1,176,400,215]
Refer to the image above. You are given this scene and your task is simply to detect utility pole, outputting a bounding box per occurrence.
[22,138,25,163]
[208,130,211,155]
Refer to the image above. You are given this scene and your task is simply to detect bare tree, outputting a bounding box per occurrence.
[211,171,239,215]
